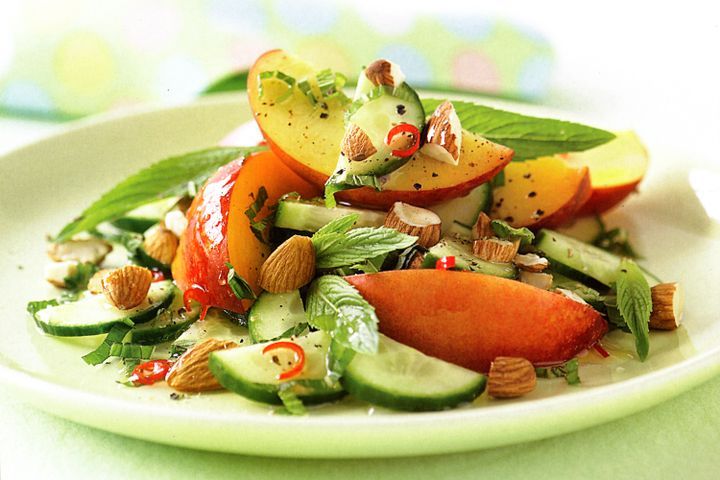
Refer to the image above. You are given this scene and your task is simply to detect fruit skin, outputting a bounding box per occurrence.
[247,49,513,208]
[577,181,641,216]
[490,156,592,229]
[172,151,319,313]
[345,270,607,373]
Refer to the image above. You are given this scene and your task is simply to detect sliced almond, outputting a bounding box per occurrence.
[519,271,553,290]
[167,338,238,392]
[471,212,494,240]
[47,238,112,264]
[488,356,537,398]
[87,268,112,294]
[649,282,683,330]
[514,253,549,272]
[556,288,588,305]
[384,202,441,248]
[143,226,179,265]
[44,260,79,288]
[420,101,462,166]
[472,237,520,263]
[259,235,316,293]
[341,123,377,162]
[102,265,152,310]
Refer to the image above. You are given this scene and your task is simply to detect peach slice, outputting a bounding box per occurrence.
[172,151,320,312]
[247,49,512,208]
[346,270,607,372]
[569,131,649,215]
[490,156,591,229]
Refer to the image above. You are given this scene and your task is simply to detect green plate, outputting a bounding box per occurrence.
[1,93,719,458]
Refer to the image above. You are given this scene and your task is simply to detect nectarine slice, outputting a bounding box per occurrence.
[568,131,648,215]
[248,50,512,208]
[490,156,591,229]
[173,151,319,312]
[346,270,607,373]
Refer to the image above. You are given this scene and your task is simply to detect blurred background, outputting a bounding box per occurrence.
[0,0,718,155]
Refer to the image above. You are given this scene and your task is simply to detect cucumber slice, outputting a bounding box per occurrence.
[423,237,517,279]
[171,310,250,354]
[110,197,179,233]
[274,196,385,233]
[248,291,307,343]
[130,291,200,345]
[429,183,491,234]
[342,335,486,411]
[536,229,622,287]
[209,331,344,405]
[445,221,472,240]
[33,281,175,337]
[550,271,604,305]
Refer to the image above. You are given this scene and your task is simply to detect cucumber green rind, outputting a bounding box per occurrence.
[208,355,345,405]
[423,237,516,279]
[130,313,198,345]
[33,282,175,337]
[341,336,486,412]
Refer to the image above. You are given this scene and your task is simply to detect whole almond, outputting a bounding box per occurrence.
[488,357,537,398]
[259,235,316,293]
[102,265,152,310]
[167,338,238,392]
[143,227,179,265]
[341,124,377,162]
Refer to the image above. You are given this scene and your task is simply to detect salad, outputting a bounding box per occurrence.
[28,51,683,414]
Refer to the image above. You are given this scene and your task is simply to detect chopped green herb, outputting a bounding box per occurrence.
[592,216,641,258]
[82,324,133,365]
[277,386,307,415]
[258,70,296,102]
[244,186,273,244]
[490,219,535,247]
[536,358,581,385]
[226,262,257,301]
[63,261,99,292]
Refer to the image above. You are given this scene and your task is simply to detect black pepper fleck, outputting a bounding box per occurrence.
[413,183,422,190]
[319,112,329,119]
[528,191,537,198]
[396,104,406,115]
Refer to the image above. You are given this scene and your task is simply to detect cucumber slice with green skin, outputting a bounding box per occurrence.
[248,291,307,343]
[130,291,200,345]
[342,335,486,412]
[536,229,622,287]
[274,196,385,233]
[422,237,517,279]
[209,330,344,405]
[429,183,492,234]
[445,221,472,240]
[110,197,179,233]
[171,310,250,355]
[550,271,605,305]
[33,281,175,337]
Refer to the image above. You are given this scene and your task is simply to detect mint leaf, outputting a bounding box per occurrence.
[56,146,266,241]
[422,99,615,160]
[491,219,535,246]
[313,213,359,240]
[615,259,652,360]
[244,186,273,244]
[535,358,581,385]
[226,262,257,301]
[313,227,417,269]
[305,275,379,355]
[202,70,248,95]
[63,262,99,292]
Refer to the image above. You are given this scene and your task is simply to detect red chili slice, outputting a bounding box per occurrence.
[130,359,173,386]
[435,256,456,270]
[262,341,306,381]
[593,343,610,358]
[385,123,421,157]
[183,285,210,320]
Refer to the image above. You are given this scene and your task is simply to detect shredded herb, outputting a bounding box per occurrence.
[490,219,535,247]
[108,342,154,360]
[258,70,296,102]
[277,386,307,415]
[226,262,257,301]
[82,324,133,365]
[244,186,273,244]
[592,216,641,258]
[536,358,581,385]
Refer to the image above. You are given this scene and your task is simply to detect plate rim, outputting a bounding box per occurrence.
[1,94,719,458]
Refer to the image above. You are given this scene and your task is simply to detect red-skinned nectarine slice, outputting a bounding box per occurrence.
[345,270,607,373]
[490,156,591,229]
[569,131,648,215]
[247,49,513,208]
[173,151,320,312]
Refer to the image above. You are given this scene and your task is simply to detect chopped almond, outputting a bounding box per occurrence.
[519,271,553,290]
[384,202,442,248]
[649,282,683,330]
[514,253,549,272]
[472,237,520,263]
[471,212,494,240]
